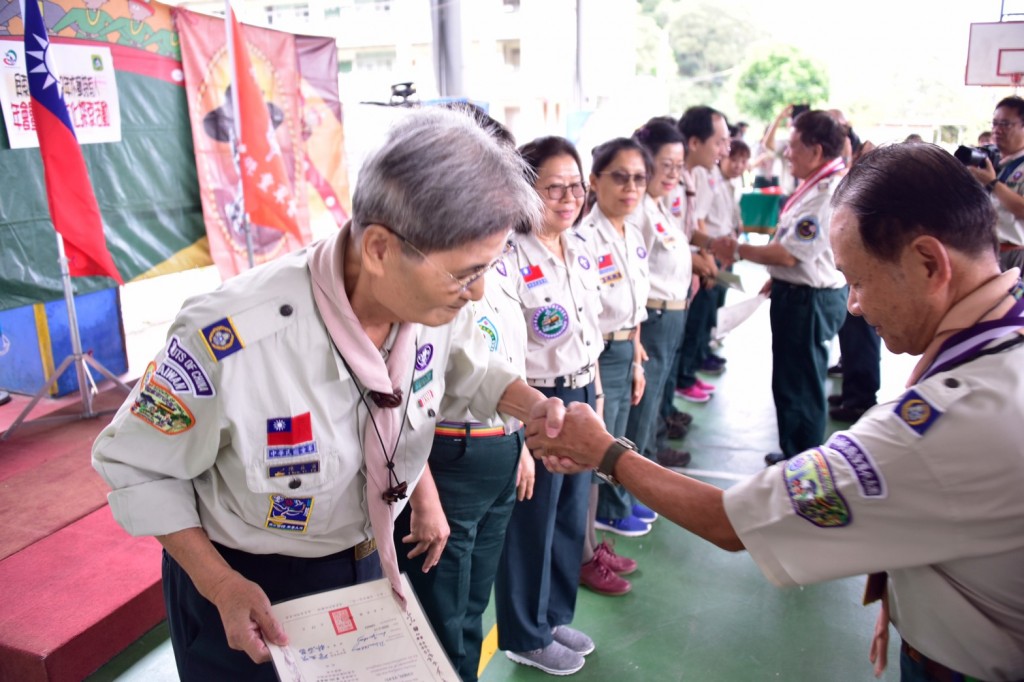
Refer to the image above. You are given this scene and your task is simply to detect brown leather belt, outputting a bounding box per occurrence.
[900,640,984,682]
[602,328,637,341]
[646,298,688,311]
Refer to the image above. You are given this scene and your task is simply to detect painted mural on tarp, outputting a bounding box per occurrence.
[0,0,205,311]
[0,0,349,307]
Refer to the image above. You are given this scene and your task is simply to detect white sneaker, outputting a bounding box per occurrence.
[552,625,596,656]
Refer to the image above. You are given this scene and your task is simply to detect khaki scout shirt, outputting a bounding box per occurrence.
[725,337,1024,680]
[437,259,526,428]
[93,247,518,558]
[510,230,603,381]
[703,166,740,239]
[766,173,845,289]
[581,205,651,335]
[632,193,691,302]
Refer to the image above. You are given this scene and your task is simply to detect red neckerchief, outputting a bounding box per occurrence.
[781,157,846,214]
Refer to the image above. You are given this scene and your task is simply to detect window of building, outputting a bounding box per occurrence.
[355,50,396,72]
[501,40,520,72]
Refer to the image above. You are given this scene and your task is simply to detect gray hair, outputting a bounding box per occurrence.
[351,107,542,252]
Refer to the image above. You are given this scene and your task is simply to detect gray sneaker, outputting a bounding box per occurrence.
[506,641,585,676]
[552,625,595,656]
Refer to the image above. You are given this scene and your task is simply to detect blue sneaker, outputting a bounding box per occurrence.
[632,503,658,524]
[594,515,651,537]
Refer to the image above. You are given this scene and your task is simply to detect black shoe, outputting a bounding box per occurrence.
[828,394,843,407]
[666,422,689,441]
[764,452,788,466]
[0,391,10,407]
[829,405,869,423]
[657,448,692,468]
[827,362,843,378]
[666,411,694,427]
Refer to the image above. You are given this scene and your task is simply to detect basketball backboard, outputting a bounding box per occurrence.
[966,21,1024,86]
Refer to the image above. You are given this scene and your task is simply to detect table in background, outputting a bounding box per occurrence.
[740,191,784,235]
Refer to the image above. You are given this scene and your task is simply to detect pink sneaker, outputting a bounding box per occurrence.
[594,541,638,575]
[694,378,716,393]
[676,384,711,403]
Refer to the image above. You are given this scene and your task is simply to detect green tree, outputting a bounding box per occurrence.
[734,45,830,123]
[636,0,754,114]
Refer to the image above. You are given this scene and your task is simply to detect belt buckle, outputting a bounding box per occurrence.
[354,538,377,561]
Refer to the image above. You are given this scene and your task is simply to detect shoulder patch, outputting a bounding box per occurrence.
[130,362,196,435]
[200,317,244,362]
[156,335,215,398]
[783,448,851,527]
[795,216,819,241]
[893,389,942,436]
[476,316,500,352]
[825,432,887,498]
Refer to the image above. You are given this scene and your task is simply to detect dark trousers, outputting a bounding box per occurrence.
[836,311,881,409]
[495,383,596,652]
[627,307,687,460]
[596,338,637,520]
[677,287,716,389]
[769,281,847,457]
[395,429,522,682]
[163,542,382,681]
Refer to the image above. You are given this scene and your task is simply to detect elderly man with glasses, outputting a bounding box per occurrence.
[92,108,569,681]
[966,95,1024,272]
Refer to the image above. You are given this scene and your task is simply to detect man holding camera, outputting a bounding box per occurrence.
[967,96,1024,272]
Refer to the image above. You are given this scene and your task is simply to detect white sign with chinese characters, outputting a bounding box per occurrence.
[268,574,460,682]
[0,39,121,149]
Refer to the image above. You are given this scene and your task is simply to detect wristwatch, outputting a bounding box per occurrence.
[986,178,1000,194]
[595,436,636,486]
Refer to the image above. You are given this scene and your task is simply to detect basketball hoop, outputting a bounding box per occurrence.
[1013,72,1023,89]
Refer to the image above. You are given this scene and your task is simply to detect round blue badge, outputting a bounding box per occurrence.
[415,344,434,371]
[795,217,819,241]
[495,260,507,277]
[578,255,591,270]
[636,246,648,259]
[532,304,570,340]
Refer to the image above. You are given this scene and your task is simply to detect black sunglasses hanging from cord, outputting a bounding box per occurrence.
[336,351,414,505]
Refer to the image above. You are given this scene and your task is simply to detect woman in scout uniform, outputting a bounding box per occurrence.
[624,120,693,470]
[494,136,607,676]
[386,105,535,682]
[585,138,653,544]
[92,109,566,681]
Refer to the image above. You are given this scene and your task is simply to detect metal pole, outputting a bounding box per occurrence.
[55,232,95,417]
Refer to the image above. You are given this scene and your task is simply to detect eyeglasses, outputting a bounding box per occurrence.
[991,119,1022,129]
[657,161,685,176]
[386,226,514,292]
[599,171,647,188]
[540,182,587,200]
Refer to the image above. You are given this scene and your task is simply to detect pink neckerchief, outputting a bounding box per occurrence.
[907,268,1022,386]
[781,157,846,215]
[308,225,418,607]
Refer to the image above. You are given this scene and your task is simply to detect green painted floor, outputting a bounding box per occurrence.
[89,258,916,681]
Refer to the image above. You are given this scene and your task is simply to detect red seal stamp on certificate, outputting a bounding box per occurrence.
[329,606,356,635]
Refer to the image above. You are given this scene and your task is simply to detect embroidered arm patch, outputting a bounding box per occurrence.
[783,448,851,527]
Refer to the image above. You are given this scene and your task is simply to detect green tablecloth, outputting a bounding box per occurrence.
[740,192,783,231]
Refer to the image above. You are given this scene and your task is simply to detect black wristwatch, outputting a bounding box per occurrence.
[986,178,1000,194]
[595,436,636,486]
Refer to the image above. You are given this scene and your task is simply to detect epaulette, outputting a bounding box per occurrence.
[195,296,301,363]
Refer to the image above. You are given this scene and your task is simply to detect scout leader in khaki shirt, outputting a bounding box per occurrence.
[580,203,651,336]
[510,228,604,382]
[764,159,846,289]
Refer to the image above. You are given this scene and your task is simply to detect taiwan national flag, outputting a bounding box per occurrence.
[520,264,546,289]
[228,3,302,239]
[267,412,313,446]
[598,253,615,273]
[22,0,123,283]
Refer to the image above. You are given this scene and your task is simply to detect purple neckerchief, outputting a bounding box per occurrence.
[919,289,1024,382]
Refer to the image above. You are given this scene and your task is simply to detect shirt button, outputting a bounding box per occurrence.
[578,307,583,312]
[427,408,436,418]
[545,297,551,302]
[585,341,591,346]
[944,378,960,388]
[289,478,301,489]
[280,304,294,316]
